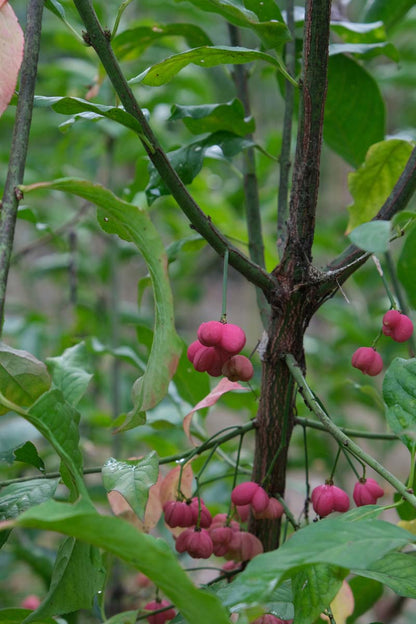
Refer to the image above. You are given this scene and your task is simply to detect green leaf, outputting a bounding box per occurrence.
[113,23,213,60]
[20,179,183,432]
[364,0,416,30]
[175,0,290,49]
[218,517,414,609]
[330,20,387,43]
[353,552,416,598]
[130,46,295,87]
[12,500,230,624]
[27,389,85,495]
[46,342,93,407]
[346,139,413,232]
[292,564,346,624]
[383,357,416,452]
[102,453,159,519]
[328,42,399,62]
[397,224,416,309]
[25,538,105,622]
[13,441,45,473]
[0,343,51,415]
[0,479,59,520]
[33,96,145,135]
[0,608,57,624]
[170,98,255,136]
[324,54,385,168]
[44,0,66,21]
[348,220,391,253]
[346,576,383,623]
[146,131,254,203]
[103,611,139,624]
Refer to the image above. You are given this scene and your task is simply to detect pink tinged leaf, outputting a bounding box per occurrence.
[183,377,248,442]
[0,2,24,118]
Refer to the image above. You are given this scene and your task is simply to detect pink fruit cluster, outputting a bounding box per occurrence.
[352,310,414,376]
[187,320,254,381]
[144,599,176,624]
[311,479,384,518]
[231,481,284,521]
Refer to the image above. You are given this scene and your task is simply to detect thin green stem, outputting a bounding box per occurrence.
[72,0,276,295]
[295,416,398,440]
[227,24,270,327]
[286,354,416,509]
[302,425,311,522]
[329,446,342,482]
[277,0,296,256]
[275,492,299,530]
[372,255,396,308]
[221,249,229,321]
[111,0,133,38]
[0,0,44,333]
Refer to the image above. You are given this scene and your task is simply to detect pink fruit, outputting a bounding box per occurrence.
[197,321,224,346]
[210,526,234,556]
[175,528,192,553]
[187,339,204,364]
[145,599,176,624]
[193,346,218,372]
[311,483,350,517]
[222,355,254,382]
[382,310,414,342]
[185,528,214,558]
[21,595,41,610]
[238,531,264,561]
[353,478,384,506]
[254,497,284,520]
[250,486,270,514]
[220,323,246,354]
[189,497,212,528]
[235,504,251,522]
[136,572,152,588]
[205,347,230,377]
[231,481,261,506]
[163,500,194,528]
[351,347,383,376]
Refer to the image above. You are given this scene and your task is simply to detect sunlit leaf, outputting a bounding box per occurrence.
[348,221,391,253]
[292,565,346,624]
[46,342,92,407]
[170,98,255,136]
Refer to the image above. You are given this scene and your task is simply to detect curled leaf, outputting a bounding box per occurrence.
[0,2,24,117]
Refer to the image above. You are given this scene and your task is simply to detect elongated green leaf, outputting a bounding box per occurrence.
[20,179,183,431]
[146,131,254,203]
[397,224,416,309]
[11,500,230,624]
[104,611,138,624]
[175,0,289,49]
[364,0,416,29]
[324,54,385,168]
[33,96,145,134]
[0,608,57,624]
[0,343,50,415]
[46,342,92,407]
[130,46,295,87]
[292,564,346,624]
[113,23,213,60]
[102,453,159,519]
[218,517,414,609]
[28,389,84,495]
[346,139,413,232]
[13,441,45,472]
[383,357,416,452]
[170,98,255,136]
[348,220,391,253]
[328,42,399,61]
[0,478,59,520]
[353,552,416,598]
[25,537,105,622]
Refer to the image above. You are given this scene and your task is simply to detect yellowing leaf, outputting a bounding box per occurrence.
[0,2,24,117]
[321,580,354,624]
[398,519,416,535]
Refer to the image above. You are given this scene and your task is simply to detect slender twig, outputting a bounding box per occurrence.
[295,416,398,440]
[277,0,296,256]
[281,0,332,275]
[0,421,256,488]
[227,24,270,327]
[286,354,416,509]
[72,0,276,295]
[0,0,44,333]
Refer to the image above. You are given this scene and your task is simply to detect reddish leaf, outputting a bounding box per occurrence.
[159,463,194,506]
[0,2,24,117]
[183,378,248,442]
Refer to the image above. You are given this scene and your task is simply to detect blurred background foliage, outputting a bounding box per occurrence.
[1,0,416,618]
